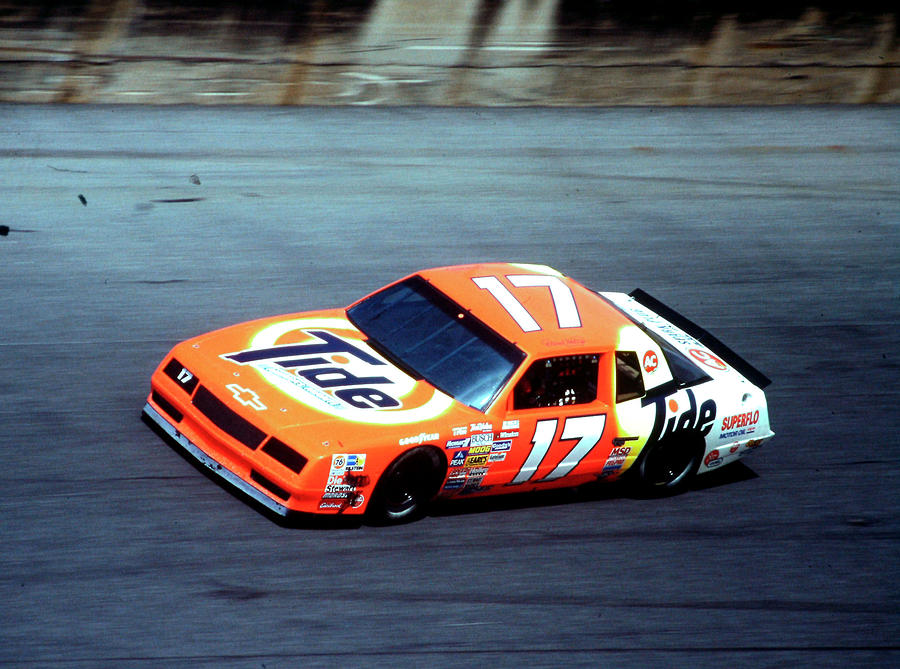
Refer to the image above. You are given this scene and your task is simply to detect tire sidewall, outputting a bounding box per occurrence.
[636,435,703,496]
[367,447,445,525]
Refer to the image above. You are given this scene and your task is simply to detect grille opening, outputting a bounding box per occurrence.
[261,438,308,474]
[251,470,290,501]
[192,385,265,449]
[163,358,199,394]
[151,391,183,423]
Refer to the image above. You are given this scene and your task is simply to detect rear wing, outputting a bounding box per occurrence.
[628,289,771,389]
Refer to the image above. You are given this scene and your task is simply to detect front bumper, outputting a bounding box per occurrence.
[143,401,290,516]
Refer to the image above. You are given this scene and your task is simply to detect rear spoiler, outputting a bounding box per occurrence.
[629,289,772,389]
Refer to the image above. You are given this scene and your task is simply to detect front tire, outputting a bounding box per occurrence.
[367,447,445,525]
[635,436,703,496]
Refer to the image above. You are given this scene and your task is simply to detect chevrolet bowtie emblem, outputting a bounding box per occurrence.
[225,383,267,411]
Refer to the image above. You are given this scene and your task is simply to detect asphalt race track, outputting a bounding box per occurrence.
[2,104,898,667]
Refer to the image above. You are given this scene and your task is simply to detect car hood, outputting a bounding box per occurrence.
[168,308,465,446]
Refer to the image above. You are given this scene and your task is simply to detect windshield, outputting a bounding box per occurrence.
[347,276,525,411]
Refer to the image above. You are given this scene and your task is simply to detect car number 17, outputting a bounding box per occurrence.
[473,274,582,332]
[510,414,606,484]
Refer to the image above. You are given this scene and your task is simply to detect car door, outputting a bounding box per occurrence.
[488,353,615,490]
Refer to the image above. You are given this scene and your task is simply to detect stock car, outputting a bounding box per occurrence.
[143,263,774,523]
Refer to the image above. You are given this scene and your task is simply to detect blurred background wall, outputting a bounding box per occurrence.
[1,0,896,105]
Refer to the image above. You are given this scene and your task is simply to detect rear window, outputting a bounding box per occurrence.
[653,337,711,388]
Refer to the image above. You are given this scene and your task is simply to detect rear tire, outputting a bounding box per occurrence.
[367,447,445,525]
[635,436,703,496]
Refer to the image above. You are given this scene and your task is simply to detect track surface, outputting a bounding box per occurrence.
[2,105,898,667]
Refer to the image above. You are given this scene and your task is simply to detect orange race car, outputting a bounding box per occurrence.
[143,263,774,523]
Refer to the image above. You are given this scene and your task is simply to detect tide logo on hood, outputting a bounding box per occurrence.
[222,319,453,425]
[224,329,398,409]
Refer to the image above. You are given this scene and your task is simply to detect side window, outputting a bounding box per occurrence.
[514,355,599,409]
[615,351,645,403]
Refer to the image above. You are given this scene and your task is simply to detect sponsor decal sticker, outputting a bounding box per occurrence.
[644,389,717,446]
[323,455,368,503]
[642,351,658,373]
[719,410,760,439]
[502,420,520,430]
[490,440,512,452]
[344,454,366,471]
[222,321,453,424]
[470,422,493,433]
[465,454,489,467]
[688,348,728,371]
[329,453,366,472]
[704,449,723,469]
[721,411,760,431]
[599,446,631,477]
[450,451,467,467]
[443,467,491,492]
[452,426,468,437]
[470,432,494,447]
[445,437,470,450]
[618,301,701,348]
[399,431,439,446]
[632,389,719,476]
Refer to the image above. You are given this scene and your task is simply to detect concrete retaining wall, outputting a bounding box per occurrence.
[1,1,897,105]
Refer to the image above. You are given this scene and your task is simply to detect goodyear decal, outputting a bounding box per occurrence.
[222,318,452,424]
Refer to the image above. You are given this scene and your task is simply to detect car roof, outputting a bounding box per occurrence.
[414,263,633,358]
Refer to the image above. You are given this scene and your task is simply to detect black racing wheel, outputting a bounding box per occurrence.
[635,435,703,495]
[367,447,445,524]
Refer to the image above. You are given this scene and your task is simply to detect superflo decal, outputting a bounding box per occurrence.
[221,319,452,424]
[719,410,759,439]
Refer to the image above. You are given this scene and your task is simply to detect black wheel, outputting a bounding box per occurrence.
[635,436,703,495]
[367,447,445,525]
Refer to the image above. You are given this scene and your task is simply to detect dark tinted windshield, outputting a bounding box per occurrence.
[347,276,524,411]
